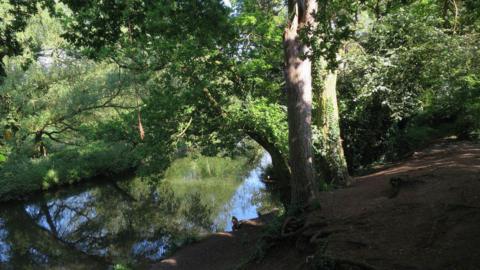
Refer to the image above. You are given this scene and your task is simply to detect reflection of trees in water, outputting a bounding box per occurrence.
[0,156,271,268]
[0,204,107,269]
[0,219,11,263]
[0,174,244,269]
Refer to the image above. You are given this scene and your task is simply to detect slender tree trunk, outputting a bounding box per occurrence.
[284,0,320,208]
[314,60,351,186]
[34,130,47,157]
[0,65,6,84]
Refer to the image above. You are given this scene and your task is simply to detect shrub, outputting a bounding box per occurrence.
[0,141,139,201]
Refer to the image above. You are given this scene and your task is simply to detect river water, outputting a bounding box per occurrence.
[0,154,276,269]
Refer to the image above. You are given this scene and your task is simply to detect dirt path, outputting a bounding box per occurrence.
[151,140,480,270]
[149,219,265,270]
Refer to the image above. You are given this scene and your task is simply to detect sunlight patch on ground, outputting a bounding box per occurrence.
[161,259,177,266]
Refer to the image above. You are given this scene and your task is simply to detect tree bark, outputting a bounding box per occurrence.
[315,65,351,186]
[34,130,47,157]
[284,0,320,208]
[246,131,291,205]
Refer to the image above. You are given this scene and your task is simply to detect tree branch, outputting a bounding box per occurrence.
[43,132,80,146]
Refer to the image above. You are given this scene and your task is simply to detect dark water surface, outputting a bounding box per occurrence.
[0,154,276,269]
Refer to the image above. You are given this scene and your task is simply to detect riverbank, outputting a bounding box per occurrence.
[150,217,270,270]
[0,142,139,202]
[151,140,480,270]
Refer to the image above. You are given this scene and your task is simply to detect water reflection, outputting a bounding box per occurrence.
[217,154,272,231]
[0,154,277,269]
[0,219,10,263]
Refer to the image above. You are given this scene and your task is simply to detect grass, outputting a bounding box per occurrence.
[0,141,139,202]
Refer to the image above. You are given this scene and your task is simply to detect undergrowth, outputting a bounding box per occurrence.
[0,141,139,201]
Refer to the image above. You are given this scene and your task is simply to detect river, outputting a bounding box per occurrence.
[0,154,277,269]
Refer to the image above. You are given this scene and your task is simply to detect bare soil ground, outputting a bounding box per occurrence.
[149,219,267,270]
[151,140,480,270]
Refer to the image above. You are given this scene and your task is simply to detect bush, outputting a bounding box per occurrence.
[0,141,139,201]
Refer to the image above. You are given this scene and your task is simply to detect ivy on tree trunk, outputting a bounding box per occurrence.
[314,60,351,187]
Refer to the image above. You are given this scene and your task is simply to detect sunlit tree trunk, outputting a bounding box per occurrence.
[284,0,320,208]
[314,59,351,186]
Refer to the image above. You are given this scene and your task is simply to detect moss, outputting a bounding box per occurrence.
[314,65,350,186]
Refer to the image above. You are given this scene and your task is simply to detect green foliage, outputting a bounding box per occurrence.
[337,1,480,170]
[62,1,233,67]
[311,0,358,69]
[113,264,131,270]
[0,0,56,78]
[0,4,144,200]
[0,142,138,201]
[165,156,249,181]
[228,97,289,155]
[122,0,289,175]
[1,54,137,146]
[1,0,479,205]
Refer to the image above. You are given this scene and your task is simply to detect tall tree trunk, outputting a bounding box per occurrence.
[284,0,320,208]
[314,59,351,186]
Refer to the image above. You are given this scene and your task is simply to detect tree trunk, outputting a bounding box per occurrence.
[200,86,293,205]
[284,0,320,208]
[314,62,351,186]
[246,131,291,206]
[0,65,5,84]
[34,130,47,157]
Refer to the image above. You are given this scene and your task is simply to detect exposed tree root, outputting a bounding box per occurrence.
[299,255,377,270]
[281,216,306,237]
[278,215,377,270]
[281,216,329,238]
